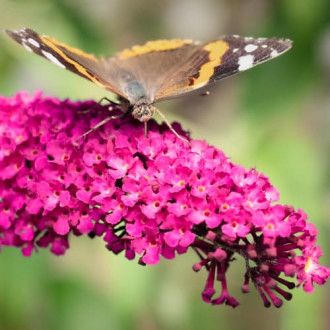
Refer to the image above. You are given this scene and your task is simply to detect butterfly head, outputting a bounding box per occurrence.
[131,101,156,122]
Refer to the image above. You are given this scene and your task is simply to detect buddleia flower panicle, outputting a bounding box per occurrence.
[0,92,328,307]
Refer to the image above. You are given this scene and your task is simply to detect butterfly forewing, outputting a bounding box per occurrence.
[6,28,127,98]
[155,36,292,101]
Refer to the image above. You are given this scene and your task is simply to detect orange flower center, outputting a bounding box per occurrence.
[266,223,274,230]
[304,257,312,272]
[198,186,205,192]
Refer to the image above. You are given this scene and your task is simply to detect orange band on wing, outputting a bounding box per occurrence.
[43,36,98,62]
[118,39,194,59]
[40,35,104,86]
[192,40,230,87]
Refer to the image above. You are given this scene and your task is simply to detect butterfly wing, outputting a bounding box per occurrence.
[6,30,292,106]
[154,35,292,101]
[6,28,127,98]
[102,39,201,104]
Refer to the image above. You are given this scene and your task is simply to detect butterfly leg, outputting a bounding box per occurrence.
[103,97,130,109]
[154,108,189,145]
[78,97,120,114]
[200,91,210,96]
[99,97,115,105]
[144,122,148,137]
[76,113,126,141]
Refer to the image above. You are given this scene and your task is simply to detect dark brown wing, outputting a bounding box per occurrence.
[102,39,201,104]
[6,28,127,98]
[154,35,292,101]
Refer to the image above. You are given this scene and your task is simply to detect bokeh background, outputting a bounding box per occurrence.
[0,0,329,329]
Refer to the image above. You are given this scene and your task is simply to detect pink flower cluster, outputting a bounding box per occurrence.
[0,91,328,307]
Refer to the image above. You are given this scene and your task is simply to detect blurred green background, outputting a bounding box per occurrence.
[0,0,329,329]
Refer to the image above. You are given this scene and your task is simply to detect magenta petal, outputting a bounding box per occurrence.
[26,198,43,214]
[53,217,70,235]
[164,231,180,247]
[179,231,195,247]
[77,216,94,234]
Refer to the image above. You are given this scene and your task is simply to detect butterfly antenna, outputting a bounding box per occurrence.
[154,107,189,145]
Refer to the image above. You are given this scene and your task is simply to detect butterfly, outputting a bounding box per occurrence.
[6,28,292,141]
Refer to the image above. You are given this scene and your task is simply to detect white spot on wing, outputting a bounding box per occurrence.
[244,44,258,53]
[22,42,32,52]
[41,50,66,68]
[261,44,268,49]
[28,38,40,48]
[238,55,255,71]
[233,48,239,53]
[270,49,279,57]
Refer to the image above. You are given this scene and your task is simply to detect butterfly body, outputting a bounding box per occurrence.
[6,29,292,135]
